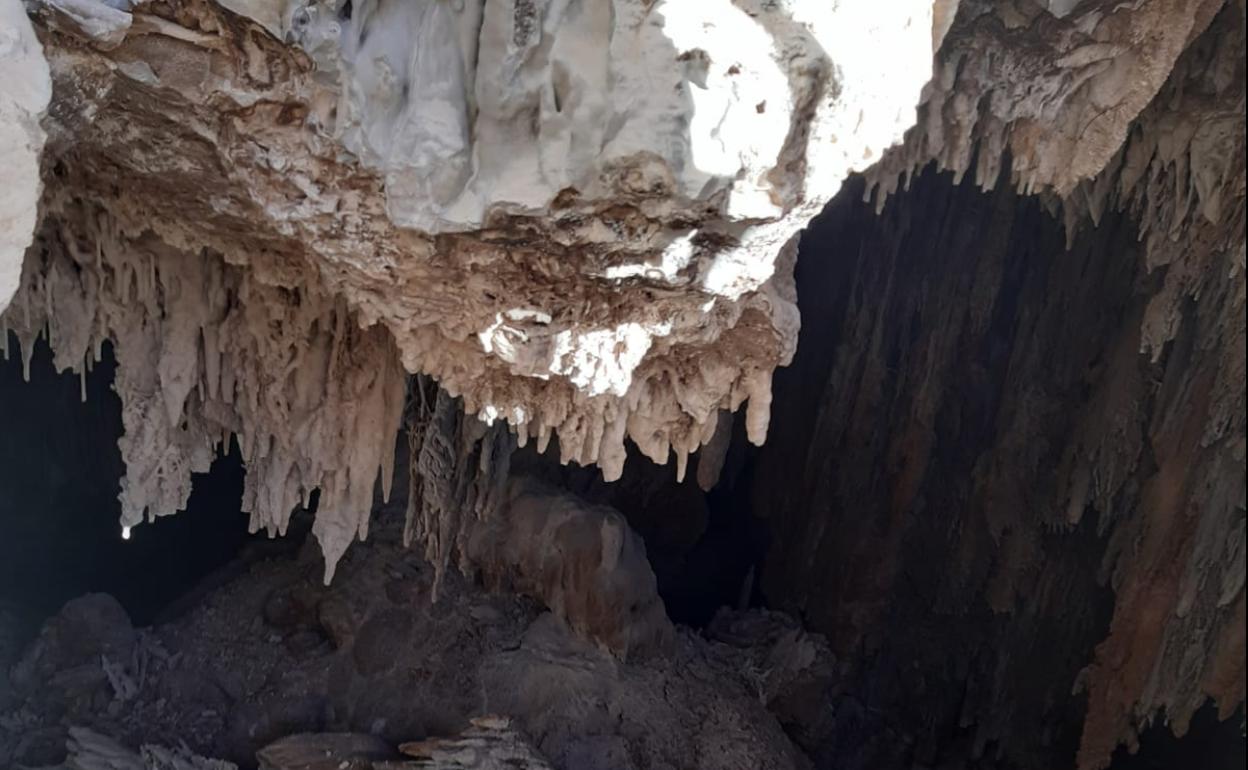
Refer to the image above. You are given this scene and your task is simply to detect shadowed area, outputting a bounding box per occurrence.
[0,333,252,627]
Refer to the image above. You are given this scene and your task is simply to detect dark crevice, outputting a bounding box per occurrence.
[738,163,1155,768]
[509,415,772,629]
[0,333,259,631]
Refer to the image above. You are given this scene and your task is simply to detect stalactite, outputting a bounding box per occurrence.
[0,194,407,581]
[402,384,672,658]
[404,386,514,591]
[7,0,945,516]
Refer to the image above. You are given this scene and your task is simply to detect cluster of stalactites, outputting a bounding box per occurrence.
[404,381,514,591]
[0,196,407,581]
[864,0,1245,372]
[445,314,787,489]
[12,0,944,510]
[213,0,926,489]
[865,0,1229,207]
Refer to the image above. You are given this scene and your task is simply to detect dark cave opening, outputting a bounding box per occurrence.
[0,333,260,635]
[739,161,1246,769]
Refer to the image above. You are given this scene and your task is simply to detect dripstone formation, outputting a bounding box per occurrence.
[0,1,1243,769]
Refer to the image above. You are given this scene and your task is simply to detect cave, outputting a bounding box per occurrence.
[1,1,1244,770]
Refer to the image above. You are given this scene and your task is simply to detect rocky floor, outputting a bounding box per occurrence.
[0,505,837,770]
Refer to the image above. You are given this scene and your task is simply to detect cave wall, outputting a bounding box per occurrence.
[747,6,1245,767]
[754,162,1135,768]
[753,82,1242,770]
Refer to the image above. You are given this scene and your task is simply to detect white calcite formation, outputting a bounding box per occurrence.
[0,0,51,314]
[4,195,408,580]
[867,0,1229,201]
[2,0,941,574]
[268,0,941,480]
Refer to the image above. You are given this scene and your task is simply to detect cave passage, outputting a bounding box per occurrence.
[0,333,256,630]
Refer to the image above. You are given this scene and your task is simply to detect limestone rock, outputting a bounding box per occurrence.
[401,388,671,657]
[868,0,1228,200]
[0,0,942,578]
[469,477,674,658]
[0,0,51,313]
